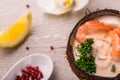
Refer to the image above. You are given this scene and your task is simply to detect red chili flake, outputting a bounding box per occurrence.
[50,46,54,50]
[26,4,30,8]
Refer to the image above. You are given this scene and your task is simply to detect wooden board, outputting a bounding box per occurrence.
[0,0,120,80]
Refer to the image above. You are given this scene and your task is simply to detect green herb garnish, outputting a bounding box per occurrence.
[110,64,116,72]
[75,38,96,73]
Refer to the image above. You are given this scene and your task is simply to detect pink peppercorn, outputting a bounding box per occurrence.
[26,4,30,8]
[50,46,54,50]
[15,65,43,80]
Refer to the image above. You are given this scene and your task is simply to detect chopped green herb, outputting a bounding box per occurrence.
[76,38,96,73]
[111,64,116,72]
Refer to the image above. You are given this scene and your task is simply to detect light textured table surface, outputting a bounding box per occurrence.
[0,0,120,80]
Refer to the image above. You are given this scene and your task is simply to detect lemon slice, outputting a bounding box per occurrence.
[0,11,32,48]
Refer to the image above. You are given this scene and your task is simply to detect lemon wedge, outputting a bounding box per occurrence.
[0,11,32,48]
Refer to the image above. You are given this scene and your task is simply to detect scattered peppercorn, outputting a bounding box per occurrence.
[26,4,30,8]
[26,47,29,50]
[50,46,54,50]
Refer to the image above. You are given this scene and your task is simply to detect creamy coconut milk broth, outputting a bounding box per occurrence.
[73,16,120,77]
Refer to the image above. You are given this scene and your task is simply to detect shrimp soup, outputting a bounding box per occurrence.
[73,16,120,77]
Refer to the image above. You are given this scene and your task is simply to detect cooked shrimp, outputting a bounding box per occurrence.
[76,20,112,42]
[114,28,120,36]
[108,29,120,61]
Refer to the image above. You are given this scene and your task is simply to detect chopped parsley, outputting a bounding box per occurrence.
[75,38,96,73]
